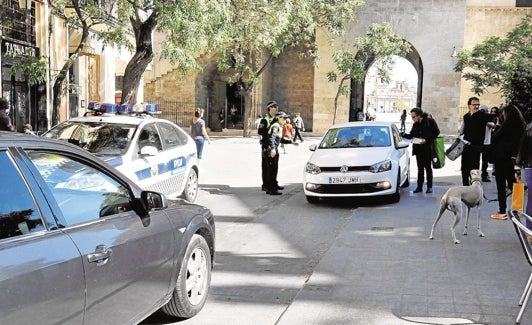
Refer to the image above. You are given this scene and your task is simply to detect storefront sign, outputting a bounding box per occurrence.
[1,39,37,58]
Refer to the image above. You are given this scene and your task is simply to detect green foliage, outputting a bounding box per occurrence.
[156,0,232,72]
[329,22,412,86]
[8,52,48,86]
[217,0,366,91]
[454,13,532,114]
[327,22,411,123]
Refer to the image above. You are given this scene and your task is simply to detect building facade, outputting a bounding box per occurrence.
[0,0,131,133]
[144,0,531,135]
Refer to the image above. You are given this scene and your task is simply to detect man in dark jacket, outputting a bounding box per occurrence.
[461,97,497,185]
[402,107,440,193]
[0,98,15,132]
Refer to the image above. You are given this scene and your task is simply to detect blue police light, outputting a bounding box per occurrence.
[100,103,118,114]
[118,104,132,114]
[145,104,158,113]
[87,102,98,110]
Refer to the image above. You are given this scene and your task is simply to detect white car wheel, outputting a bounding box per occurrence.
[182,169,198,202]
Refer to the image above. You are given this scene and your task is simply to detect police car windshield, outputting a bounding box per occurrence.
[45,121,137,156]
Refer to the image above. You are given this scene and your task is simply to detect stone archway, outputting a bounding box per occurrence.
[349,46,423,121]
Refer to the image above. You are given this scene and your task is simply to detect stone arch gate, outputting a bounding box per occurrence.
[311,0,467,134]
[349,44,423,122]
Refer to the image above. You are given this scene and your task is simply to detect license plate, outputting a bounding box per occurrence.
[329,176,360,184]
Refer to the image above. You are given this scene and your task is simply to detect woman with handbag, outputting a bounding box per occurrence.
[490,104,526,220]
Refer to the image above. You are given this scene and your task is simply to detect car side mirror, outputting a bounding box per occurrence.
[309,144,317,151]
[141,191,168,211]
[139,145,158,156]
[396,140,410,149]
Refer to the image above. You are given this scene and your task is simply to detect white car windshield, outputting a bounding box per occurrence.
[319,126,391,149]
[44,121,137,156]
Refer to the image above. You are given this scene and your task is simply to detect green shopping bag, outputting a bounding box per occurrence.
[431,137,445,169]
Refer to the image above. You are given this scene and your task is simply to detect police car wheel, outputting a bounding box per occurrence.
[181,168,198,202]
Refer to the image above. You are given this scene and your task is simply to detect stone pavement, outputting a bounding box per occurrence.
[192,136,531,325]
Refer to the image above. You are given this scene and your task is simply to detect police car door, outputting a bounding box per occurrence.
[133,123,163,192]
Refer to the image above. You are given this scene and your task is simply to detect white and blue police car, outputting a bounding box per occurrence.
[43,103,200,202]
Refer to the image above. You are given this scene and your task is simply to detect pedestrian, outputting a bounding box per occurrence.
[293,112,305,142]
[280,118,294,154]
[230,105,237,128]
[490,103,526,220]
[0,98,15,132]
[23,124,36,135]
[401,107,440,193]
[190,107,211,159]
[400,109,407,133]
[258,101,281,192]
[255,114,262,129]
[460,97,497,185]
[516,121,532,235]
[480,105,497,182]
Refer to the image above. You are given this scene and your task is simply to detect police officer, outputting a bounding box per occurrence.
[263,111,290,195]
[258,101,284,193]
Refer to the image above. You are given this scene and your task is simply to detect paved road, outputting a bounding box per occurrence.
[142,134,530,325]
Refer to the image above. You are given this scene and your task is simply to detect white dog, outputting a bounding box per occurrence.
[429,169,485,244]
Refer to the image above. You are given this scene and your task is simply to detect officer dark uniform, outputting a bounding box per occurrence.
[263,111,289,195]
[258,101,284,193]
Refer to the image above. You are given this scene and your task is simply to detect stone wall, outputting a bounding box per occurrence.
[459,8,531,112]
[312,0,467,134]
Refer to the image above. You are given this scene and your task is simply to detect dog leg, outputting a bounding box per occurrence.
[463,208,471,236]
[430,200,447,240]
[451,203,462,244]
[476,206,485,237]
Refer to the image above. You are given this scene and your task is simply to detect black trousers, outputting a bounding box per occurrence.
[415,149,433,189]
[294,127,303,142]
[263,149,279,191]
[481,145,489,178]
[461,146,481,185]
[494,156,515,214]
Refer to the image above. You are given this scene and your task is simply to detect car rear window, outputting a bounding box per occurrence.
[44,121,137,155]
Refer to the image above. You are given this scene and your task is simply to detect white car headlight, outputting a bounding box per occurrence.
[369,159,392,173]
[305,162,321,174]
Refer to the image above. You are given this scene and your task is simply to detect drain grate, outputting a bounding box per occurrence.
[370,227,394,232]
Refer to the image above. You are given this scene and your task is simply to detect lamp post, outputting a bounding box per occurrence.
[18,0,31,10]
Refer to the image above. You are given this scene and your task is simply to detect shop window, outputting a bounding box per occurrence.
[0,0,36,45]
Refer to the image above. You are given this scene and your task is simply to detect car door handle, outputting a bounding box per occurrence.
[87,245,113,265]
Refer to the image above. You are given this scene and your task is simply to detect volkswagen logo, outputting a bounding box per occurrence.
[340,165,349,173]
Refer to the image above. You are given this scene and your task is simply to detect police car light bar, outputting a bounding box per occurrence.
[144,104,161,115]
[100,103,118,114]
[118,104,132,114]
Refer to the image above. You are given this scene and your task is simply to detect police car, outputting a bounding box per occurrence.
[43,103,200,202]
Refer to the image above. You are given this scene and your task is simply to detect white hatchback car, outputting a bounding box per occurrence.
[303,121,410,203]
[44,112,200,202]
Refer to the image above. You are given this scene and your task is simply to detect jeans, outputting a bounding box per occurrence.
[194,136,205,159]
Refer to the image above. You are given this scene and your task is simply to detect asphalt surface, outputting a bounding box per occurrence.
[144,127,532,325]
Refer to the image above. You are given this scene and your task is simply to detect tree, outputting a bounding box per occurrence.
[326,22,411,124]
[216,0,366,137]
[454,13,532,120]
[48,0,230,124]
[48,0,120,125]
[113,0,231,105]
